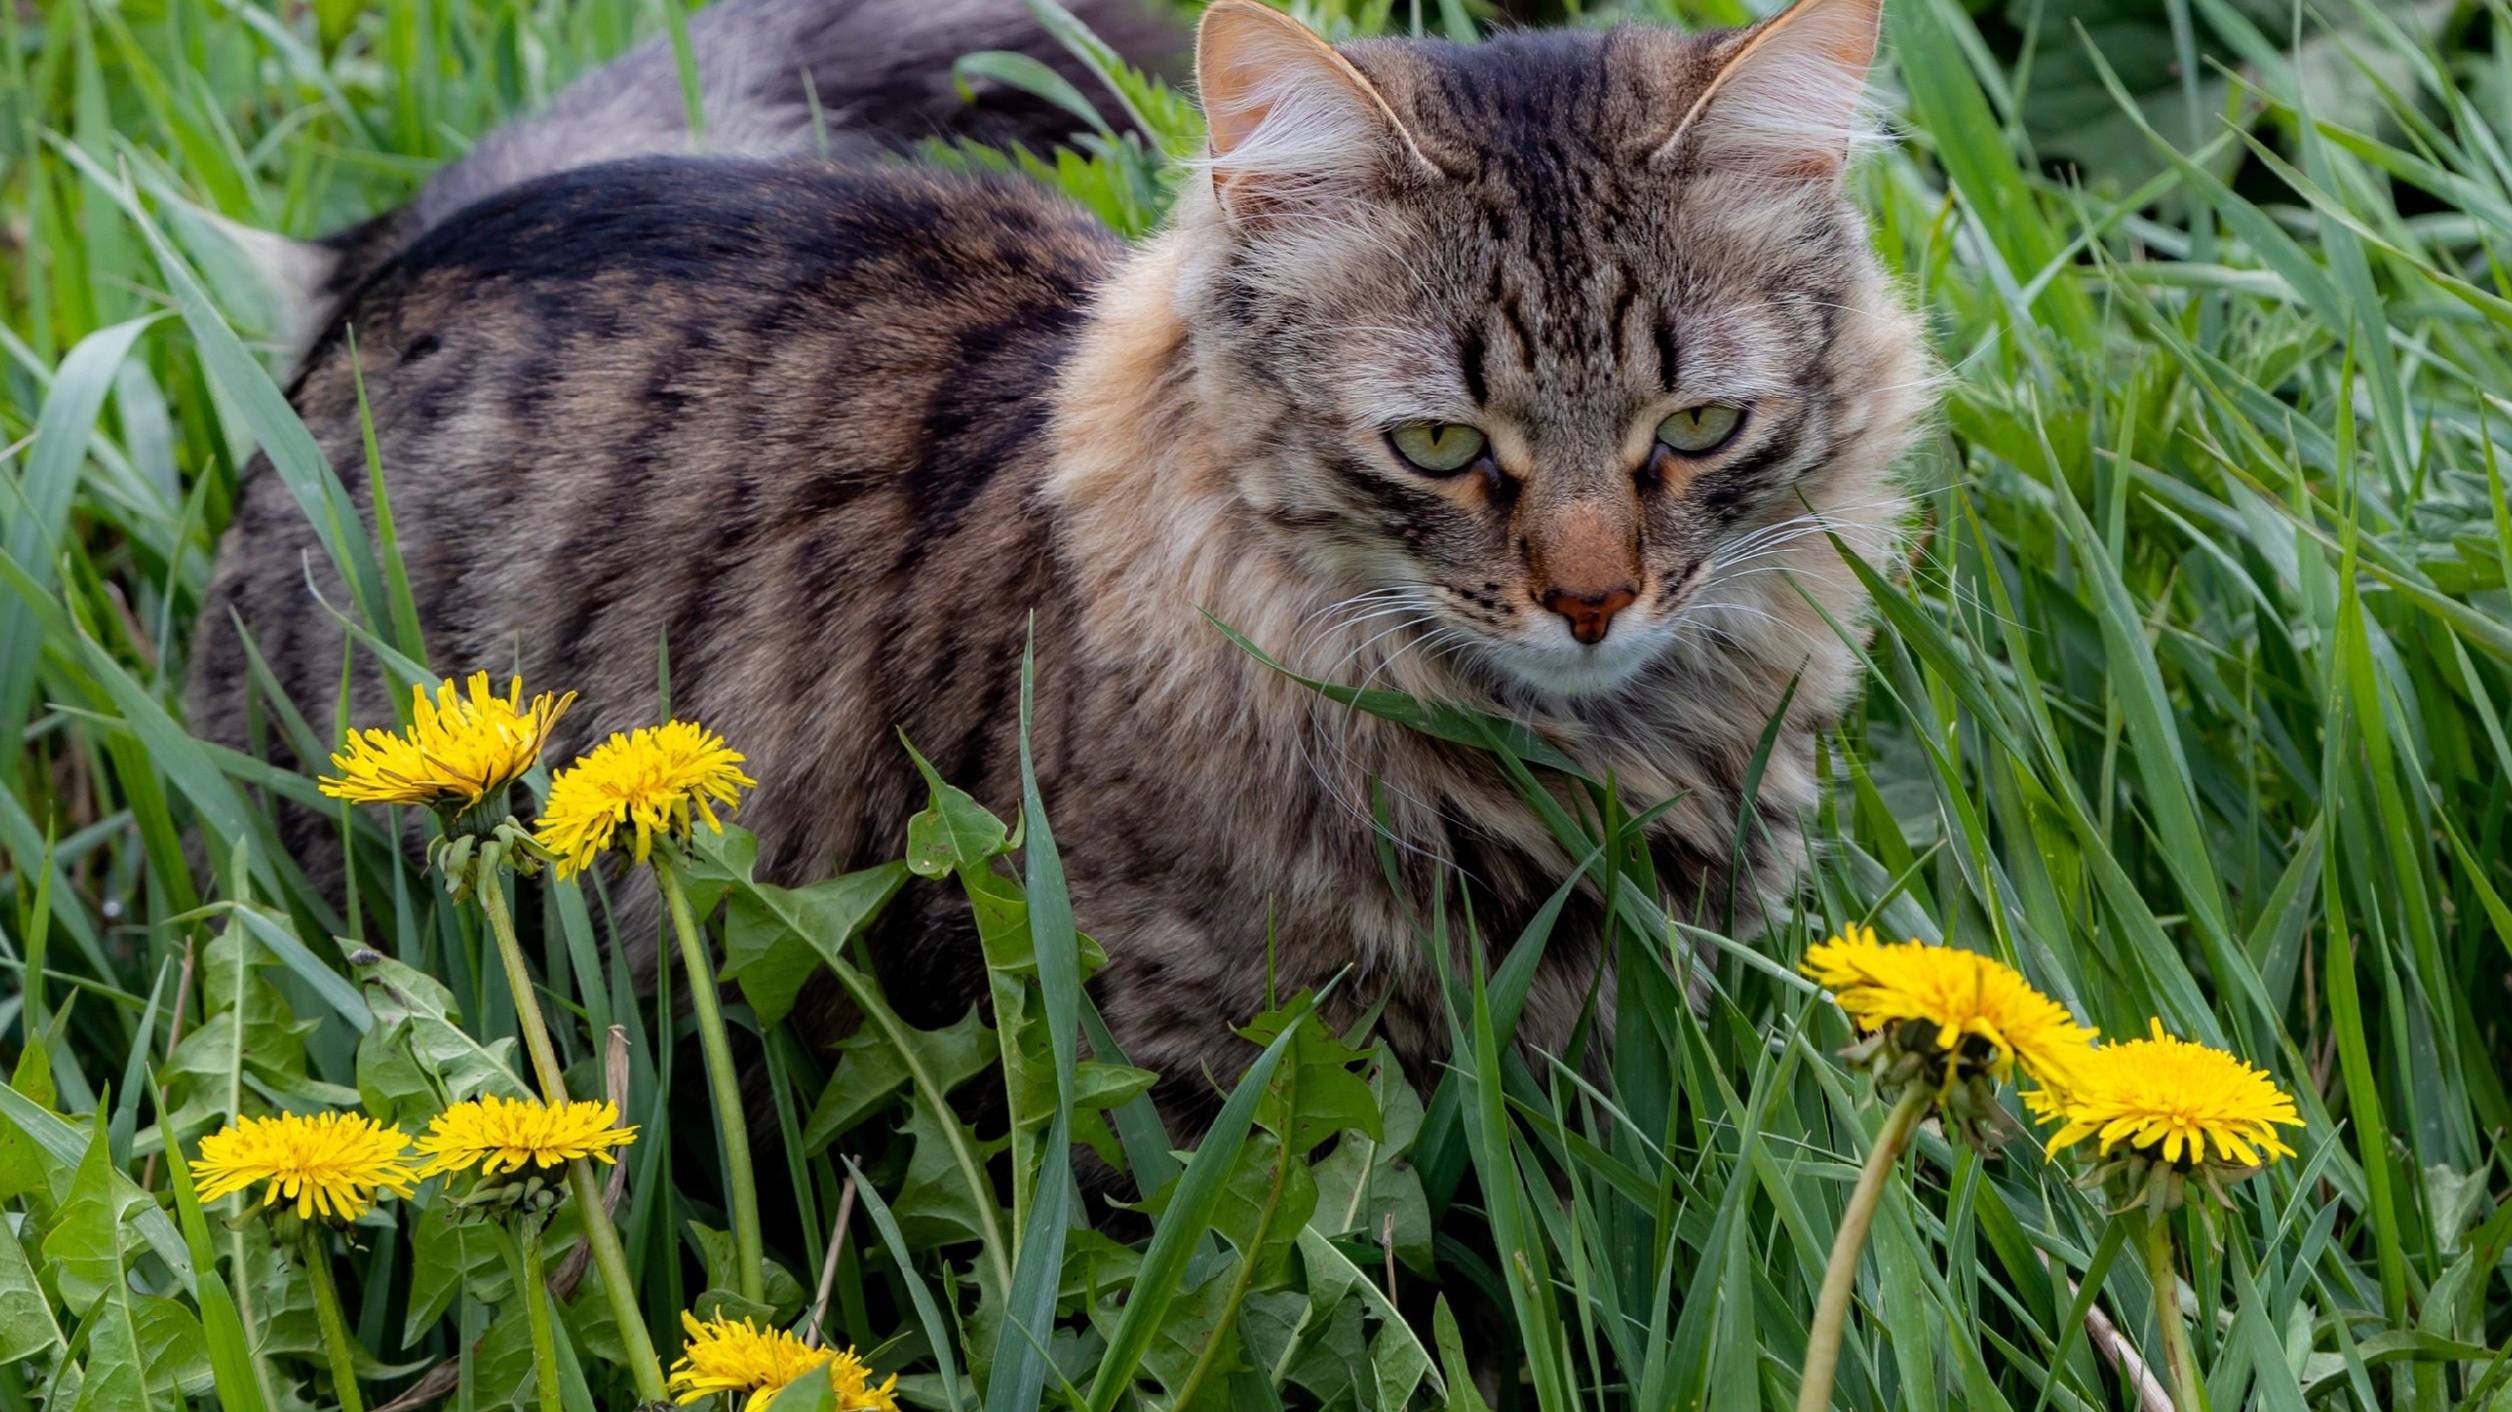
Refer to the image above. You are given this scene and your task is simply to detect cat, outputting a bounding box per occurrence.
[190,0,1930,1135]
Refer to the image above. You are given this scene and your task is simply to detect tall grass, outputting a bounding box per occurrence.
[2,0,2509,1410]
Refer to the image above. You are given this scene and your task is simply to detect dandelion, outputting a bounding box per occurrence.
[415,1095,639,1178]
[415,1097,636,1412]
[320,672,573,816]
[190,1110,418,1222]
[2041,1019,2303,1176]
[1793,926,2099,1412]
[539,716,766,1305]
[535,720,755,878]
[190,1110,420,1412]
[2035,1021,2305,1411]
[1802,923,2098,1100]
[319,671,670,1405]
[670,1312,899,1412]
[414,1095,642,1412]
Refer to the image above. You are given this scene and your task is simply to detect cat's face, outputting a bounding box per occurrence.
[1181,0,1926,702]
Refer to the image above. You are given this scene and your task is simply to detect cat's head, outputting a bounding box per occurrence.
[1171,0,1929,702]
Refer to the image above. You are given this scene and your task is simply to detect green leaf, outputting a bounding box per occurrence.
[686,1219,807,1324]
[402,1203,511,1346]
[1295,1227,1442,1405]
[68,1264,156,1412]
[800,1007,995,1154]
[1204,1132,1315,1292]
[718,863,907,1027]
[1431,1298,1491,1412]
[953,50,1109,137]
[1208,617,1587,776]
[890,1097,1012,1252]
[155,1089,268,1412]
[160,923,319,1137]
[1131,1261,1244,1411]
[1309,1072,1431,1272]
[130,1296,213,1398]
[843,1156,969,1412]
[0,1213,64,1366]
[817,950,1014,1295]
[1240,1000,1380,1158]
[0,314,164,758]
[1278,1298,1366,1407]
[1084,1002,1311,1412]
[54,139,391,630]
[341,939,530,1107]
[989,624,1088,1412]
[41,1110,144,1320]
[0,1041,61,1207]
[757,1358,844,1412]
[901,735,1011,876]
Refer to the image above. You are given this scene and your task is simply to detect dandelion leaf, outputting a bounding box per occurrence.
[801,1006,996,1154]
[0,1214,64,1365]
[339,940,529,1108]
[41,1113,144,1320]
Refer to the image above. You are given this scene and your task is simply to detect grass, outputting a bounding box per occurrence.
[3,0,2511,1409]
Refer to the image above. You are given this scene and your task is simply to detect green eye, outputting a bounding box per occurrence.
[1388,422,1489,474]
[1656,403,1746,455]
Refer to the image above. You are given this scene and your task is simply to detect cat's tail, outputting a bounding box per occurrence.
[235,0,1184,360]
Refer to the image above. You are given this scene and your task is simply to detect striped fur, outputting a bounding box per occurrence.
[254,0,1183,356]
[190,0,1929,1133]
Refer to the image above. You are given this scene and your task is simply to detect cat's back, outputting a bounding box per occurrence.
[195,157,1117,875]
[288,154,1115,459]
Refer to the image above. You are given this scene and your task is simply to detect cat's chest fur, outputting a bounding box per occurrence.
[895,607,1800,1113]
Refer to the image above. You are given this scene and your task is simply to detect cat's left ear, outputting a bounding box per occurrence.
[1654,0,1883,179]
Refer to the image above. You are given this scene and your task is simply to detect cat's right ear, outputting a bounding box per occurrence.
[1652,0,1883,179]
[1196,0,1433,223]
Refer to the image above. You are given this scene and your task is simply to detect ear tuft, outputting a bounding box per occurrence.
[1657,0,1883,179]
[1195,0,1428,219]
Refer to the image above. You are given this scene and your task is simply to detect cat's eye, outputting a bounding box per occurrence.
[1388,422,1489,475]
[1656,403,1746,455]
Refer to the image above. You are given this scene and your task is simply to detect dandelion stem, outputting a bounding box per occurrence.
[2142,1212,2203,1411]
[655,851,766,1306]
[519,1217,564,1412]
[1797,1083,1933,1412]
[475,862,671,1402]
[300,1224,366,1412]
[567,1160,668,1401]
[478,864,570,1098]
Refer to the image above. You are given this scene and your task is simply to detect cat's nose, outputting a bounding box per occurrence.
[1540,585,1638,645]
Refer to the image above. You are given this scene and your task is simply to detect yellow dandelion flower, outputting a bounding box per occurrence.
[2042,1020,2303,1169]
[189,1111,418,1222]
[320,672,575,811]
[535,720,756,878]
[414,1095,638,1178]
[815,1347,901,1412]
[1802,924,2097,1089]
[669,1313,898,1412]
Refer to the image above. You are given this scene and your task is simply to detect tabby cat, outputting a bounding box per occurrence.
[191,0,1930,1133]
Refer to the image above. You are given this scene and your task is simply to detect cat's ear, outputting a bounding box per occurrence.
[1196,0,1433,220]
[1655,0,1882,179]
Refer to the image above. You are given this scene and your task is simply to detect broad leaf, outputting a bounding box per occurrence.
[42,1112,144,1320]
[341,940,529,1108]
[720,863,906,1026]
[0,1215,64,1365]
[801,1007,996,1155]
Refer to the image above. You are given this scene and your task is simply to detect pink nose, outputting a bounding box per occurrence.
[1540,585,1638,645]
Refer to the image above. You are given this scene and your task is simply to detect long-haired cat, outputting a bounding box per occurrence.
[191,0,1929,1131]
